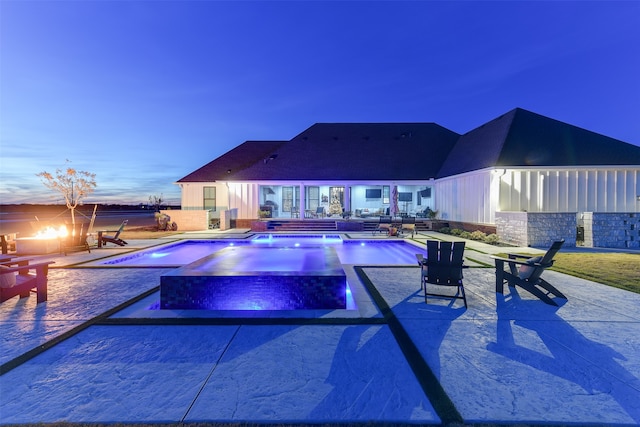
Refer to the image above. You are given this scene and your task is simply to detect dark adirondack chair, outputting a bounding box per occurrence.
[0,258,54,304]
[98,220,128,247]
[60,222,91,255]
[492,239,567,306]
[416,240,468,308]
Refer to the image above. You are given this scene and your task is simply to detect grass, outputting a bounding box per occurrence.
[496,252,640,294]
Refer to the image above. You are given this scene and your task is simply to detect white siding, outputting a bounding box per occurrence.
[435,167,639,225]
[227,183,260,219]
[435,170,495,224]
[179,182,229,213]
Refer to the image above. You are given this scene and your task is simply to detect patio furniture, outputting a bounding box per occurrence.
[0,258,54,304]
[1,233,18,254]
[98,220,128,248]
[400,216,416,238]
[314,207,325,218]
[416,240,468,308]
[373,215,392,236]
[60,223,91,255]
[492,239,567,306]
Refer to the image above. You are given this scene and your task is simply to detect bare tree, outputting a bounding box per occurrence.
[149,194,164,212]
[37,160,97,225]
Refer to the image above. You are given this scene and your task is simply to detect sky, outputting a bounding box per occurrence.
[1,1,639,206]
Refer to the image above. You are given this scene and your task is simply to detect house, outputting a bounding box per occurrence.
[171,108,640,247]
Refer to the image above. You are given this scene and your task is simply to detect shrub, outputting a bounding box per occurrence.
[439,227,451,234]
[470,230,487,241]
[484,233,500,245]
[459,231,472,239]
[450,228,464,236]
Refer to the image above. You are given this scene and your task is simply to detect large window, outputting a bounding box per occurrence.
[306,186,320,210]
[282,186,300,212]
[203,186,216,211]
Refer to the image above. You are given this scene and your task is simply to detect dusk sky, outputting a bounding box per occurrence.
[1,1,639,206]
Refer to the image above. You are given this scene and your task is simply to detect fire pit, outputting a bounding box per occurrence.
[15,225,68,255]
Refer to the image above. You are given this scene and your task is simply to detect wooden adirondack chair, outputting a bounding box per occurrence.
[416,240,468,308]
[492,239,567,306]
[60,222,91,255]
[98,220,128,247]
[0,258,54,304]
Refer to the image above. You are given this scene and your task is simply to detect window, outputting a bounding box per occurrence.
[282,186,300,212]
[383,185,390,204]
[306,186,319,210]
[203,186,216,211]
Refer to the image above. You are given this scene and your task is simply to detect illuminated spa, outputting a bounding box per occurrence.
[160,244,347,310]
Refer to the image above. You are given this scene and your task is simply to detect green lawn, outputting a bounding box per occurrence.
[496,252,640,295]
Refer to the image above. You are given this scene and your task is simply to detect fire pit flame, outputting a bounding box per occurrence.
[34,225,69,239]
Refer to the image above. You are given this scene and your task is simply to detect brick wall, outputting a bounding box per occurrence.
[161,209,209,231]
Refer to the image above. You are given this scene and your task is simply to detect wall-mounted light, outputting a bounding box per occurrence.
[637,195,640,202]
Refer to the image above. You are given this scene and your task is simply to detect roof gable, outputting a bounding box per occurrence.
[438,108,640,177]
[176,141,287,182]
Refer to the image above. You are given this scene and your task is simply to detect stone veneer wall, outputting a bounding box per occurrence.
[582,212,640,248]
[495,212,577,247]
[161,209,209,231]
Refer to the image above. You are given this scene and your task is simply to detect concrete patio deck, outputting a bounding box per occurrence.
[1,231,639,426]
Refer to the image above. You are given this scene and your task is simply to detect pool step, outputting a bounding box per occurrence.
[270,220,337,232]
[261,220,435,233]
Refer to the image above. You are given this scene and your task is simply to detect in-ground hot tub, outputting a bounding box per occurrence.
[160,245,347,310]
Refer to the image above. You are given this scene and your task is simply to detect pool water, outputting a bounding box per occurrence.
[161,246,348,310]
[100,236,420,267]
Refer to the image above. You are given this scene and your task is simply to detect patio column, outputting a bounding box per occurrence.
[344,186,351,214]
[299,183,306,220]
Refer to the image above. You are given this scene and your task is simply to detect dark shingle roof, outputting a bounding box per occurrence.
[229,123,460,181]
[438,108,640,177]
[178,109,640,183]
[176,141,287,182]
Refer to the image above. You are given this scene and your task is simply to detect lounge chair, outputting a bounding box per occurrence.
[1,233,18,254]
[0,258,54,304]
[314,207,325,218]
[400,216,416,238]
[416,240,468,308]
[98,220,128,247]
[373,215,392,236]
[491,239,567,306]
[60,222,91,255]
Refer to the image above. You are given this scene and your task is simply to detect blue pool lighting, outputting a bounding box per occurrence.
[150,253,170,259]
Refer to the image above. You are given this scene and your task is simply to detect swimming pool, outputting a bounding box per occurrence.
[99,235,421,266]
[101,235,422,311]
